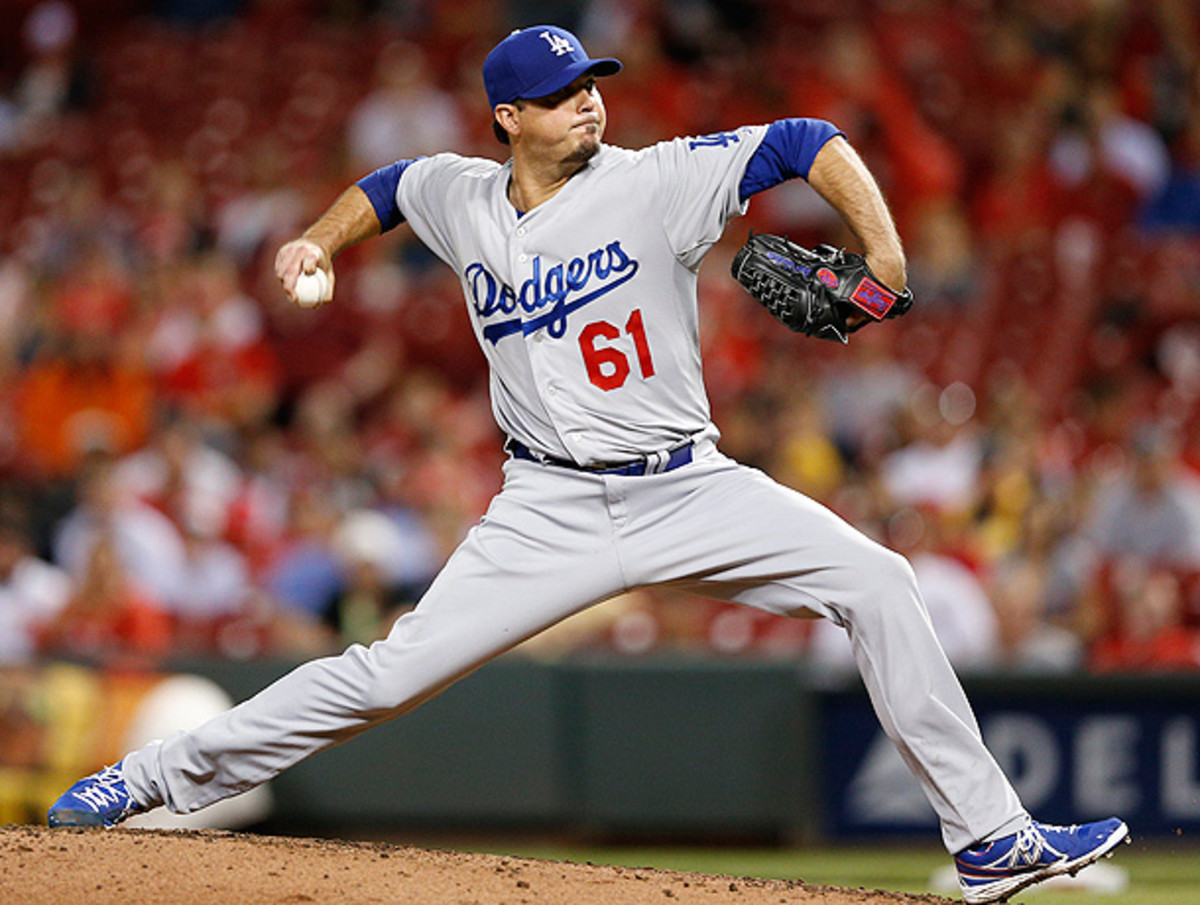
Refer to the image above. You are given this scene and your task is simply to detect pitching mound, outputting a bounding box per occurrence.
[0,824,958,905]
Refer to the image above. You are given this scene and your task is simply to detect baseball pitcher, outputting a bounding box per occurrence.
[49,25,1127,904]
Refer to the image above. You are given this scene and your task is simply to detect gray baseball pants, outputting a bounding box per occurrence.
[123,445,1027,852]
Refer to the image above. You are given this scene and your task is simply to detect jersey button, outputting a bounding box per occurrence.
[519,254,528,262]
[516,226,528,237]
[547,385,558,395]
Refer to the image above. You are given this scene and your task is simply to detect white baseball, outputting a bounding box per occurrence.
[294,268,331,306]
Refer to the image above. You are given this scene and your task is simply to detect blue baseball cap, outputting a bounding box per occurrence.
[483,25,622,109]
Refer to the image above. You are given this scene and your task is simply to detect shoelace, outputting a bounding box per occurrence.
[73,766,127,811]
[1007,826,1047,867]
[1004,823,1079,868]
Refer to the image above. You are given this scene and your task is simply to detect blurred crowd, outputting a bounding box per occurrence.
[1,0,1200,674]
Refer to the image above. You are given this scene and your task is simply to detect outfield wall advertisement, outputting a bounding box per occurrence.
[819,675,1200,838]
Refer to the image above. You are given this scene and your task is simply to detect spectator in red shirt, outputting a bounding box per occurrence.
[1090,560,1200,671]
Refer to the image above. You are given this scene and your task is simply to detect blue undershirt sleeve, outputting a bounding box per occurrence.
[356,158,421,233]
[738,118,843,202]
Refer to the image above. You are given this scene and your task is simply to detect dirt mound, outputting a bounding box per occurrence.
[0,824,958,905]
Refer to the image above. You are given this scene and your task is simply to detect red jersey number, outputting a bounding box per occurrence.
[579,308,656,391]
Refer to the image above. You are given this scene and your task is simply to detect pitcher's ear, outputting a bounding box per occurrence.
[493,104,521,145]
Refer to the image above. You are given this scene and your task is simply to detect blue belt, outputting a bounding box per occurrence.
[506,438,694,476]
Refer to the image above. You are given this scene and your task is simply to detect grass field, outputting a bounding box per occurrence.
[472,840,1200,904]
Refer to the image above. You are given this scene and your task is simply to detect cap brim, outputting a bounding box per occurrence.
[519,57,622,102]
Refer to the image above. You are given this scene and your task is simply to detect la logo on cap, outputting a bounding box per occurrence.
[482,25,622,109]
[540,30,573,55]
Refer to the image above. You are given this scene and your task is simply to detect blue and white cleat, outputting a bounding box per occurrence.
[955,817,1129,904]
[47,760,144,828]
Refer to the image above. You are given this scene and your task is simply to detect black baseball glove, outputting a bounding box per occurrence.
[730,232,914,343]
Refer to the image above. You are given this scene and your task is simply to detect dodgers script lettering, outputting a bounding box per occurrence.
[466,241,640,344]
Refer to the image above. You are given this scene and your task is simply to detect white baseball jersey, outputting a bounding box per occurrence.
[121,127,1030,857]
[396,129,767,465]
